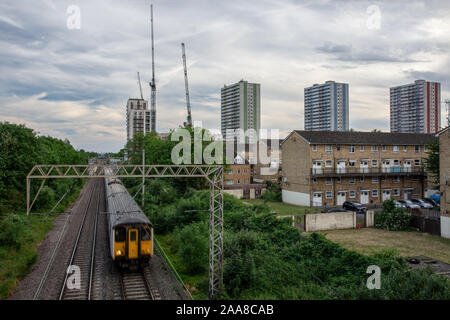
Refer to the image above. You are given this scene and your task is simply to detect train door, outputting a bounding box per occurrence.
[128,228,139,259]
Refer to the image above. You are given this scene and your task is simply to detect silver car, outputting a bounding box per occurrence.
[398,200,420,209]
[411,198,433,209]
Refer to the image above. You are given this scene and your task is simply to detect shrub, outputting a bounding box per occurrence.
[260,181,281,202]
[176,221,209,274]
[374,200,412,231]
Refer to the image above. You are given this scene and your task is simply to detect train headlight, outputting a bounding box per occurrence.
[116,250,123,256]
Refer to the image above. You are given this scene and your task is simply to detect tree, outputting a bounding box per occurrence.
[425,141,439,186]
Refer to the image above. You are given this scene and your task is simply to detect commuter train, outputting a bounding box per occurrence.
[104,169,153,269]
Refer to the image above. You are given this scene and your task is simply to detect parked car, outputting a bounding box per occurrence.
[327,208,348,213]
[393,200,406,208]
[424,198,439,207]
[398,200,420,209]
[411,198,433,209]
[342,201,367,213]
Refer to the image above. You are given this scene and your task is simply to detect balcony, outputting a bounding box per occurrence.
[311,166,425,177]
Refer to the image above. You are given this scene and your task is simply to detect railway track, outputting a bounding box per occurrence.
[119,267,161,300]
[59,179,102,300]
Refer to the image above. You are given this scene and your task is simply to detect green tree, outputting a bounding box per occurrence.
[425,141,439,186]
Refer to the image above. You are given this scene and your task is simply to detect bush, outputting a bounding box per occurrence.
[374,200,412,231]
[260,181,281,202]
[0,214,28,249]
[176,221,209,274]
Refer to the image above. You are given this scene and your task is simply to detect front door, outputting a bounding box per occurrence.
[404,160,412,173]
[313,161,322,174]
[337,160,346,174]
[382,190,391,202]
[360,191,369,204]
[128,228,139,259]
[313,193,322,207]
[360,160,369,173]
[382,160,391,173]
[337,192,346,206]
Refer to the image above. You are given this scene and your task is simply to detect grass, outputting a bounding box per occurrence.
[316,228,450,264]
[240,199,318,216]
[0,180,85,299]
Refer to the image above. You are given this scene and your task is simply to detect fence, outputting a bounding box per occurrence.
[408,208,441,236]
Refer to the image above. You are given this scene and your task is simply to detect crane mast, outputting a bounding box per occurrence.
[137,71,144,100]
[181,43,192,127]
[149,4,156,132]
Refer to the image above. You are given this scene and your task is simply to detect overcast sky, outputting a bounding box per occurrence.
[0,0,449,152]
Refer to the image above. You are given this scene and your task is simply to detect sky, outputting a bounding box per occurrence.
[0,0,449,152]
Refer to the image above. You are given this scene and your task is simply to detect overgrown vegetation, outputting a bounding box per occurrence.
[0,122,93,298]
[125,131,449,300]
[260,180,282,202]
[374,200,412,231]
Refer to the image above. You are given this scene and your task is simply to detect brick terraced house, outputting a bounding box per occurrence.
[281,130,436,207]
[436,126,450,238]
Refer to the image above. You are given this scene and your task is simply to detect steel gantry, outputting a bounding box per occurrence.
[26,164,224,300]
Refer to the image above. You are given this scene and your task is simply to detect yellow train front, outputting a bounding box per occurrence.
[105,174,153,269]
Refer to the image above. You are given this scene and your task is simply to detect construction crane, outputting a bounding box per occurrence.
[149,4,156,132]
[181,42,192,127]
[137,71,144,100]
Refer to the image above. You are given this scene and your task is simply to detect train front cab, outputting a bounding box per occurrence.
[113,224,153,268]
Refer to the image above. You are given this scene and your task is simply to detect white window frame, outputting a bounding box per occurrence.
[372,176,378,184]
[382,145,387,152]
[326,191,333,199]
[414,159,420,166]
[312,144,317,152]
[349,190,356,198]
[360,145,365,152]
[414,146,420,153]
[403,145,407,152]
[349,177,355,184]
[372,159,378,167]
[349,145,355,153]
[372,145,378,153]
[393,146,399,153]
[325,160,332,168]
[325,145,332,153]
[394,188,400,196]
[372,189,379,197]
[325,177,332,185]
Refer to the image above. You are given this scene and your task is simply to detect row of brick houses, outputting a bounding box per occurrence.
[437,126,450,238]
[281,130,437,207]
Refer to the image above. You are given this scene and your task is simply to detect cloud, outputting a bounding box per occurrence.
[0,0,449,152]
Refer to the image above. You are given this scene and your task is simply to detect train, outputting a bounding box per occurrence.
[104,169,153,269]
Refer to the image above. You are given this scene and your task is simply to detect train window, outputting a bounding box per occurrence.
[115,227,126,242]
[141,226,151,240]
[130,231,137,241]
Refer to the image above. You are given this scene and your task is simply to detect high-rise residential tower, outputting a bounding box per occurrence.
[390,80,441,134]
[221,80,261,143]
[126,98,151,142]
[304,81,349,131]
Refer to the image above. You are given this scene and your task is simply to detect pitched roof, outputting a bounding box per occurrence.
[435,126,450,137]
[291,130,437,145]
